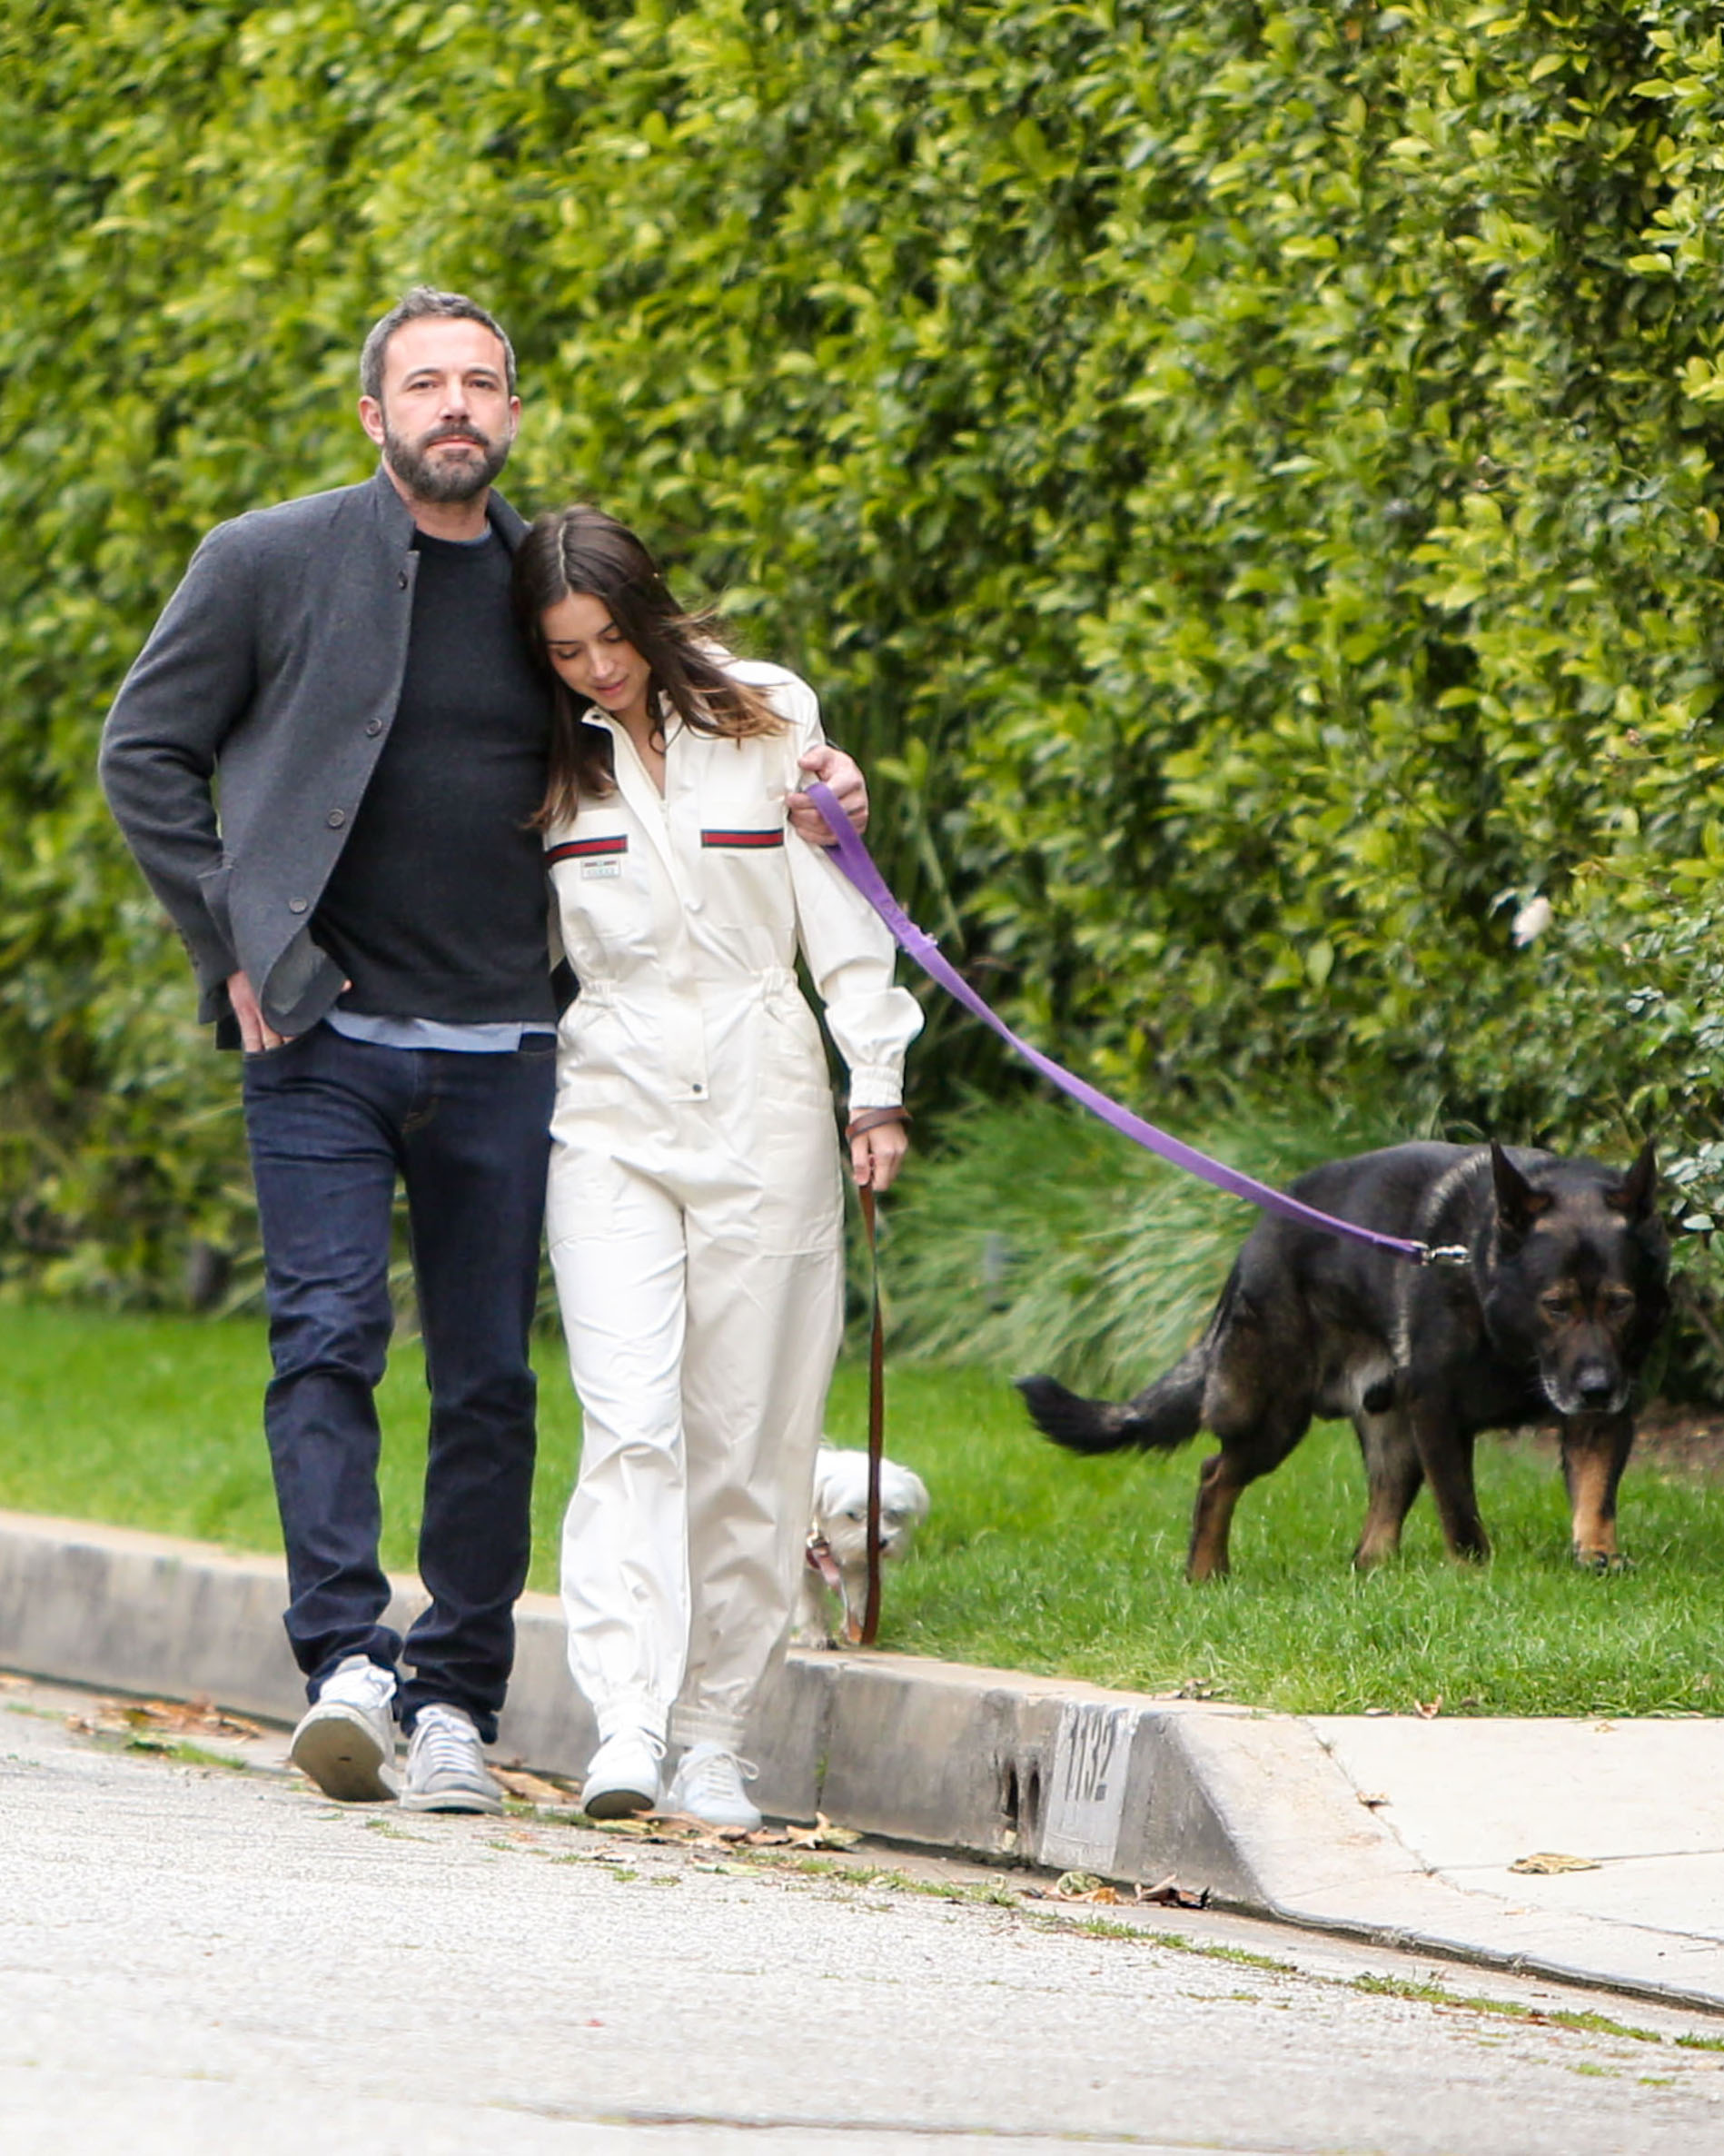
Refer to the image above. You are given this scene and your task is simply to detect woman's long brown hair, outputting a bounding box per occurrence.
[513,504,782,829]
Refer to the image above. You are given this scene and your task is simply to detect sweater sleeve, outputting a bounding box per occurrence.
[778,680,922,1110]
[98,518,259,998]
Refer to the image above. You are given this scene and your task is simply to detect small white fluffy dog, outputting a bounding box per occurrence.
[794,1443,931,1647]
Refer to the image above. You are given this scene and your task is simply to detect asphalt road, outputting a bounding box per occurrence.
[4,1684,1722,2155]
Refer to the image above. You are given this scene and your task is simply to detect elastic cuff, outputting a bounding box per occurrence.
[846,1065,903,1110]
[669,1705,748,1752]
[590,1693,670,1747]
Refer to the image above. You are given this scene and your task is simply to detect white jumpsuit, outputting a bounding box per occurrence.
[545,661,922,1753]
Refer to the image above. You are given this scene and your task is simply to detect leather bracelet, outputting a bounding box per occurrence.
[847,1107,910,1138]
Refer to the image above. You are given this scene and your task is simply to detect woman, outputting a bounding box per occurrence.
[515,505,921,1827]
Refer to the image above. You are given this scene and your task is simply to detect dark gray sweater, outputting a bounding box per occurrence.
[314,529,554,1025]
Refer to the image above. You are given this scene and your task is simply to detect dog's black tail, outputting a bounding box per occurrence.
[1017,1344,1207,1457]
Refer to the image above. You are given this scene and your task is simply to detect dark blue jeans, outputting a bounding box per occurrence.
[242,1025,555,1741]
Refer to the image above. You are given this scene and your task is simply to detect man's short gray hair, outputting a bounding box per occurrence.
[360,286,518,402]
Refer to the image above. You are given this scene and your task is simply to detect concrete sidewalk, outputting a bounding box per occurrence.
[3,1506,1721,2014]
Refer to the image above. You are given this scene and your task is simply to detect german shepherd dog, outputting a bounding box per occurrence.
[1019,1142,1668,1578]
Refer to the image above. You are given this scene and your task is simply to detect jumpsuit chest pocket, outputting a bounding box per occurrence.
[548,829,656,971]
[673,740,794,936]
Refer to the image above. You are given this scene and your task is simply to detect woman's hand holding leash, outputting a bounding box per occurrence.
[789,743,868,841]
[848,1107,908,1192]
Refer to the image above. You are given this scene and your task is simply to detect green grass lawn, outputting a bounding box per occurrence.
[2,1302,1720,1717]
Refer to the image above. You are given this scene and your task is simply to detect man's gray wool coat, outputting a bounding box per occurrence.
[99,465,530,1046]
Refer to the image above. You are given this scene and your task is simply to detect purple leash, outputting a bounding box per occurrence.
[807,784,1461,1267]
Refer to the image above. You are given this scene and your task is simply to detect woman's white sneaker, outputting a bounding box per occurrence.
[580,1729,665,1819]
[401,1703,504,1814]
[289,1654,398,1802]
[666,1742,762,1831]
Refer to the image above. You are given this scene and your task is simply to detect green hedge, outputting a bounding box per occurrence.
[4,1,1724,1346]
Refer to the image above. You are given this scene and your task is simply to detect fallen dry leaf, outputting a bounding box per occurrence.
[1413,1696,1442,1721]
[69,1695,263,1742]
[1031,1869,1204,1910]
[596,1813,708,1841]
[1509,1851,1602,1875]
[1047,1872,1125,1903]
[144,1696,263,1738]
[584,1811,774,1849]
[784,1813,861,1851]
[493,1767,580,1806]
[1134,1874,1209,1911]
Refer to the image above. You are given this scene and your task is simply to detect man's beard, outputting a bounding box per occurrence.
[382,419,512,503]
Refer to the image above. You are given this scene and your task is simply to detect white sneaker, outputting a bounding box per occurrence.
[290,1654,398,1802]
[400,1703,504,1815]
[666,1742,762,1831]
[580,1729,665,1820]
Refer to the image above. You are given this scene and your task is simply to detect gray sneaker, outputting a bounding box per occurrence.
[400,1703,504,1815]
[290,1654,398,1802]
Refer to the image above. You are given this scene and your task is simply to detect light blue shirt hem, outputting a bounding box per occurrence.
[324,1012,558,1054]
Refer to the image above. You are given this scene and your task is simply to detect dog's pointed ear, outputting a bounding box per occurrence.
[1609,1138,1658,1221]
[1491,1141,1551,1242]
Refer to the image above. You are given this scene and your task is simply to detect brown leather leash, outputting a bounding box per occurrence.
[856,1180,886,1646]
[802,1118,902,1645]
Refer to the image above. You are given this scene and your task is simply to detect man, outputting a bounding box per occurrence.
[100,288,868,1813]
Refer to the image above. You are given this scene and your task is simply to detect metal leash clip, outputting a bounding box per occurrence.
[1417,1243,1473,1270]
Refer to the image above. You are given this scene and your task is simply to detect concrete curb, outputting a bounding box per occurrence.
[4,1507,1722,2014]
